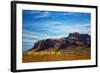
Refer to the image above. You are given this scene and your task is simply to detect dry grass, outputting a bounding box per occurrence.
[22,48,91,63]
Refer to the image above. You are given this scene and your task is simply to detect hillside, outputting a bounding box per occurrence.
[23,32,91,63]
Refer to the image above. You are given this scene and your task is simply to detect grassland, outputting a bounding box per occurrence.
[22,47,91,63]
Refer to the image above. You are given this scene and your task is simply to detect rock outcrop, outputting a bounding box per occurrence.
[29,32,90,52]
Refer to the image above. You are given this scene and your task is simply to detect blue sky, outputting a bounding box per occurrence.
[22,10,91,51]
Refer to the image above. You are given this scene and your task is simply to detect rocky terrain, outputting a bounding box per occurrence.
[23,32,91,63]
[28,32,90,52]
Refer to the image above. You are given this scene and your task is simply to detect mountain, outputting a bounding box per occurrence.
[28,32,90,52]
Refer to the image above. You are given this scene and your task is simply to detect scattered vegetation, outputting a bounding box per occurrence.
[23,47,90,63]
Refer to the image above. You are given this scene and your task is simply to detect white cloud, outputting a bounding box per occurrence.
[34,11,50,18]
[23,39,37,43]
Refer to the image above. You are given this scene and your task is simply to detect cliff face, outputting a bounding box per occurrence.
[29,32,90,52]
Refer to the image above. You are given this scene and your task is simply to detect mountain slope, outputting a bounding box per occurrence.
[28,32,90,52]
[23,32,91,62]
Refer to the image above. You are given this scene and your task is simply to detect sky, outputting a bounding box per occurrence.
[22,10,91,51]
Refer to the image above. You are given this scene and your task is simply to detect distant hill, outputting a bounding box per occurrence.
[28,32,91,51]
[23,32,91,62]
[27,32,91,52]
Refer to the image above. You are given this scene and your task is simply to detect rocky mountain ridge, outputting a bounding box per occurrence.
[28,32,91,52]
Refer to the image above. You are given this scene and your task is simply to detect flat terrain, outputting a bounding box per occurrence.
[22,47,91,63]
